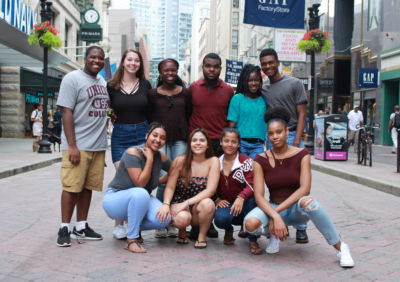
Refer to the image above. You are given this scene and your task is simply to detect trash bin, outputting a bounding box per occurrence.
[314,114,348,161]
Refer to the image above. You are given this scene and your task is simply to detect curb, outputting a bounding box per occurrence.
[0,157,61,179]
[311,162,400,197]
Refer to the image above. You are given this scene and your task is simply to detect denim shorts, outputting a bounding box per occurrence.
[111,121,149,163]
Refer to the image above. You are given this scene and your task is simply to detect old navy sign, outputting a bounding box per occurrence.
[358,68,378,89]
[243,0,305,29]
[0,0,37,35]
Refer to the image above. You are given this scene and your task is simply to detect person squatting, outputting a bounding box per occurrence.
[55,47,354,269]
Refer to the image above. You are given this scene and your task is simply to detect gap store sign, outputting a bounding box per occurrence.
[0,0,37,35]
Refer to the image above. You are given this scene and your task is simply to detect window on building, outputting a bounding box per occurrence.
[64,23,70,55]
[233,0,239,8]
[232,12,239,26]
[232,30,239,44]
[231,47,238,58]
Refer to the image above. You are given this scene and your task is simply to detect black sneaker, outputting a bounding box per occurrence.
[296,229,309,244]
[71,223,103,240]
[188,226,199,241]
[206,223,218,238]
[57,226,71,247]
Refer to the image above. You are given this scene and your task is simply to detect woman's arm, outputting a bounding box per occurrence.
[126,147,154,187]
[273,154,311,213]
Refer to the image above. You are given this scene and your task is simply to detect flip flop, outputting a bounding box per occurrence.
[176,236,189,244]
[194,240,207,249]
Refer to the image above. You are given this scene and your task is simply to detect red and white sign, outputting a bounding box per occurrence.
[274,29,306,62]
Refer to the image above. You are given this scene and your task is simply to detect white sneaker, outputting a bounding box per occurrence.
[113,225,127,240]
[266,235,280,254]
[155,228,167,238]
[167,226,178,238]
[337,242,355,268]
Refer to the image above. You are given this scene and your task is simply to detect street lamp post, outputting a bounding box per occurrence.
[305,3,320,154]
[38,0,53,154]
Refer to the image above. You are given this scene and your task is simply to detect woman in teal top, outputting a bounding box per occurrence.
[228,64,267,159]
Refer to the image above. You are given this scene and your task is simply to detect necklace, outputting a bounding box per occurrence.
[270,149,284,165]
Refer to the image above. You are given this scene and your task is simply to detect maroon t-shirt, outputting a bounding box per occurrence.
[189,78,234,139]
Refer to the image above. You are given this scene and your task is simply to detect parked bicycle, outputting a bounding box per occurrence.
[356,124,380,166]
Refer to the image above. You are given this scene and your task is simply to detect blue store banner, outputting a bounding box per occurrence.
[243,0,305,29]
[225,60,243,85]
[358,68,378,88]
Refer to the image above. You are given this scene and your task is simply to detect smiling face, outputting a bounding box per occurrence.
[84,48,105,76]
[247,72,262,94]
[202,58,221,81]
[190,131,209,155]
[159,61,178,85]
[267,120,289,149]
[123,51,141,75]
[145,127,167,152]
[220,132,240,156]
[260,55,280,80]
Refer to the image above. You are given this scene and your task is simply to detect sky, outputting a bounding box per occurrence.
[111,0,129,9]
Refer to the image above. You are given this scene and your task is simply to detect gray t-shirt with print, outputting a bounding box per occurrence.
[57,69,109,151]
[108,149,171,193]
[261,75,307,129]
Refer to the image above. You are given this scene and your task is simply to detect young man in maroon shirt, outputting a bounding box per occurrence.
[188,53,234,238]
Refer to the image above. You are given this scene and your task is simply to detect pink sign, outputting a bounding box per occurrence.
[326,151,347,160]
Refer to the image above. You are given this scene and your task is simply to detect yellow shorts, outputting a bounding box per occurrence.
[60,150,106,193]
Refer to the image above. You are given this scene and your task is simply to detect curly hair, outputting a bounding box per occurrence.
[264,106,291,126]
[235,64,262,96]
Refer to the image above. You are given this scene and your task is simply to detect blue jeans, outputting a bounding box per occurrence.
[244,197,340,245]
[214,197,258,242]
[240,139,264,159]
[156,140,187,201]
[111,121,149,163]
[102,187,171,239]
[266,130,306,231]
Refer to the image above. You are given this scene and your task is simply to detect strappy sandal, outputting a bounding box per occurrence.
[124,240,147,253]
[137,236,144,244]
[176,236,189,244]
[249,241,263,255]
[194,240,207,249]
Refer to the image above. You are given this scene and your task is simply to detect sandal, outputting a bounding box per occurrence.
[176,236,189,244]
[124,239,147,253]
[223,232,235,245]
[249,241,263,255]
[194,240,207,249]
[137,236,144,244]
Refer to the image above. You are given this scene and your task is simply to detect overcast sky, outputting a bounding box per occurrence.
[111,0,129,9]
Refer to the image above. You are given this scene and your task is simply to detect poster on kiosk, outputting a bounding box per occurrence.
[314,115,348,161]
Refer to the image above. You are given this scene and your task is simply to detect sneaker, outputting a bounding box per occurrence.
[113,225,127,240]
[155,228,167,238]
[337,242,355,268]
[266,235,280,254]
[57,226,71,247]
[206,223,218,238]
[71,223,102,240]
[296,229,309,243]
[167,226,178,238]
[188,226,199,241]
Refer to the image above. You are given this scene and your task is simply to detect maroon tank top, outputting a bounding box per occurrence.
[254,148,309,201]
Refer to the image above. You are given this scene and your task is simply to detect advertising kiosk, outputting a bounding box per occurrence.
[314,114,348,161]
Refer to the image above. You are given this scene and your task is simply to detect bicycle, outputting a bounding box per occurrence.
[356,124,380,166]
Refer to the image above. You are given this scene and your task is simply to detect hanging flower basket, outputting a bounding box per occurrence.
[297,28,332,54]
[28,21,62,51]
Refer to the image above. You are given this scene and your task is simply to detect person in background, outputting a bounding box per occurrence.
[188,53,234,239]
[148,58,192,238]
[107,49,152,239]
[388,105,399,154]
[347,105,364,153]
[31,103,43,152]
[259,48,309,245]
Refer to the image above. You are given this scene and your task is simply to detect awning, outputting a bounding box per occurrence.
[0,20,70,68]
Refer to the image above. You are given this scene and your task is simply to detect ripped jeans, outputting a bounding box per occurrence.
[244,197,340,245]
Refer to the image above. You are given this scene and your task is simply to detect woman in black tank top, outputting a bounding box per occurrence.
[243,107,355,268]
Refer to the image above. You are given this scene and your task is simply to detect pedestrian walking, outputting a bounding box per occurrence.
[56,46,109,247]
[148,58,192,238]
[102,123,172,253]
[259,48,309,244]
[388,105,399,154]
[347,105,364,152]
[107,49,152,239]
[227,64,267,159]
[31,103,43,152]
[157,128,220,248]
[244,107,355,268]
[213,128,262,255]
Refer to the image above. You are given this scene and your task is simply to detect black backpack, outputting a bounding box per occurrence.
[393,113,400,129]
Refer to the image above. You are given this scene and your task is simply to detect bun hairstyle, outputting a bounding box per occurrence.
[264,106,291,127]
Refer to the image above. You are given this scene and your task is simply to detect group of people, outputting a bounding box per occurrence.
[54,45,354,268]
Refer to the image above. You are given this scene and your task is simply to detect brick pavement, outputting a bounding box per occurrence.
[0,151,399,281]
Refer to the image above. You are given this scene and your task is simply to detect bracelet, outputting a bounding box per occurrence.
[162,202,170,206]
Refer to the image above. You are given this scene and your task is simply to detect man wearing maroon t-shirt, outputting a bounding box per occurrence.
[189,53,234,157]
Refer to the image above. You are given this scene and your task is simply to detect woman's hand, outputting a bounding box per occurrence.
[269,215,288,241]
[171,201,189,216]
[141,147,154,160]
[230,197,244,216]
[156,204,170,222]
[215,199,230,209]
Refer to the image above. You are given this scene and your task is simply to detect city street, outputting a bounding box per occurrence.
[0,152,399,281]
